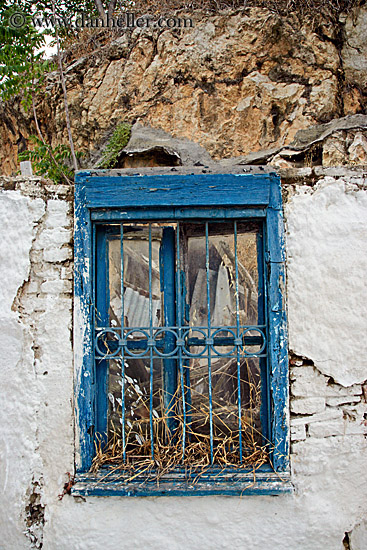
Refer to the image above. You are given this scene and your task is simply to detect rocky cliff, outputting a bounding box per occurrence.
[1,4,367,174]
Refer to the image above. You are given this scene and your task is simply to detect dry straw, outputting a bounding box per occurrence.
[91,374,270,484]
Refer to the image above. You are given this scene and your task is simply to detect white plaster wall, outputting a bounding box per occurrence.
[285,177,367,386]
[0,177,366,550]
[0,190,45,549]
[0,185,74,550]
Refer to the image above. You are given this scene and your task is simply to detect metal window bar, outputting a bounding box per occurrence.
[120,223,126,462]
[234,221,243,463]
[149,223,154,459]
[205,222,214,464]
[96,330,266,358]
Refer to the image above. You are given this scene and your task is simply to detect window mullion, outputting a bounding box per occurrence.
[160,227,177,439]
[95,226,109,444]
[176,222,187,460]
[257,226,271,446]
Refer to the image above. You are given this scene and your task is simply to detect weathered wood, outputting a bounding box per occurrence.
[91,207,267,221]
[266,184,289,471]
[75,173,272,209]
[74,184,94,471]
[74,171,290,489]
[71,467,292,497]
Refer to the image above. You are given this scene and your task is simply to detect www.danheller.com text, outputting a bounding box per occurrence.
[30,12,194,30]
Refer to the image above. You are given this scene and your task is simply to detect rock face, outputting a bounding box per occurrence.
[342,5,367,93]
[218,114,367,168]
[1,6,367,174]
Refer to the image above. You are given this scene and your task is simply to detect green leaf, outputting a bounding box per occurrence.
[19,135,83,184]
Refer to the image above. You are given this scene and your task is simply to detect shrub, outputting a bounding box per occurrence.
[99,123,131,169]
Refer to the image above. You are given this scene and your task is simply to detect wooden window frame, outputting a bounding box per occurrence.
[73,170,290,496]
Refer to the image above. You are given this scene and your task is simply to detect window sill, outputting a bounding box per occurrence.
[71,466,292,497]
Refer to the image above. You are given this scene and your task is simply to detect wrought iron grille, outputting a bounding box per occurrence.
[94,220,269,466]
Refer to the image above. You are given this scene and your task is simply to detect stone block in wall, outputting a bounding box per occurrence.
[44,184,70,197]
[41,279,72,294]
[34,228,72,250]
[45,200,71,229]
[307,418,345,438]
[27,281,39,294]
[290,424,307,441]
[340,403,367,436]
[61,266,73,280]
[290,357,304,367]
[290,366,328,397]
[44,247,72,263]
[30,249,43,264]
[325,383,362,397]
[326,395,361,407]
[291,408,342,427]
[344,421,367,436]
[290,397,325,415]
[32,263,61,280]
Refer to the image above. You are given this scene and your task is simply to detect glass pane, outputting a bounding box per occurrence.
[106,224,174,450]
[186,223,259,327]
[101,220,265,466]
[184,222,263,460]
[107,357,165,449]
[236,229,259,326]
[108,225,162,329]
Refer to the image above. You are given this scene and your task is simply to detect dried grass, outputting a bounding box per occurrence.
[59,0,362,65]
[91,379,269,483]
[132,0,360,17]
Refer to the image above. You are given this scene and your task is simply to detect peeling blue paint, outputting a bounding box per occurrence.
[74,171,289,489]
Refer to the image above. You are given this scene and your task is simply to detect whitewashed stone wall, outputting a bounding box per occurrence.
[0,172,366,550]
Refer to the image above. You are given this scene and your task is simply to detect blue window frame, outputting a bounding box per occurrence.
[73,170,290,496]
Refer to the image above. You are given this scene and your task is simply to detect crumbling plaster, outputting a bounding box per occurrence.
[285,176,367,386]
[0,190,44,548]
[0,173,366,550]
[0,180,74,549]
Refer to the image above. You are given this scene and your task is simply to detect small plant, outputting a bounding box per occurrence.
[99,123,131,169]
[19,135,83,184]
